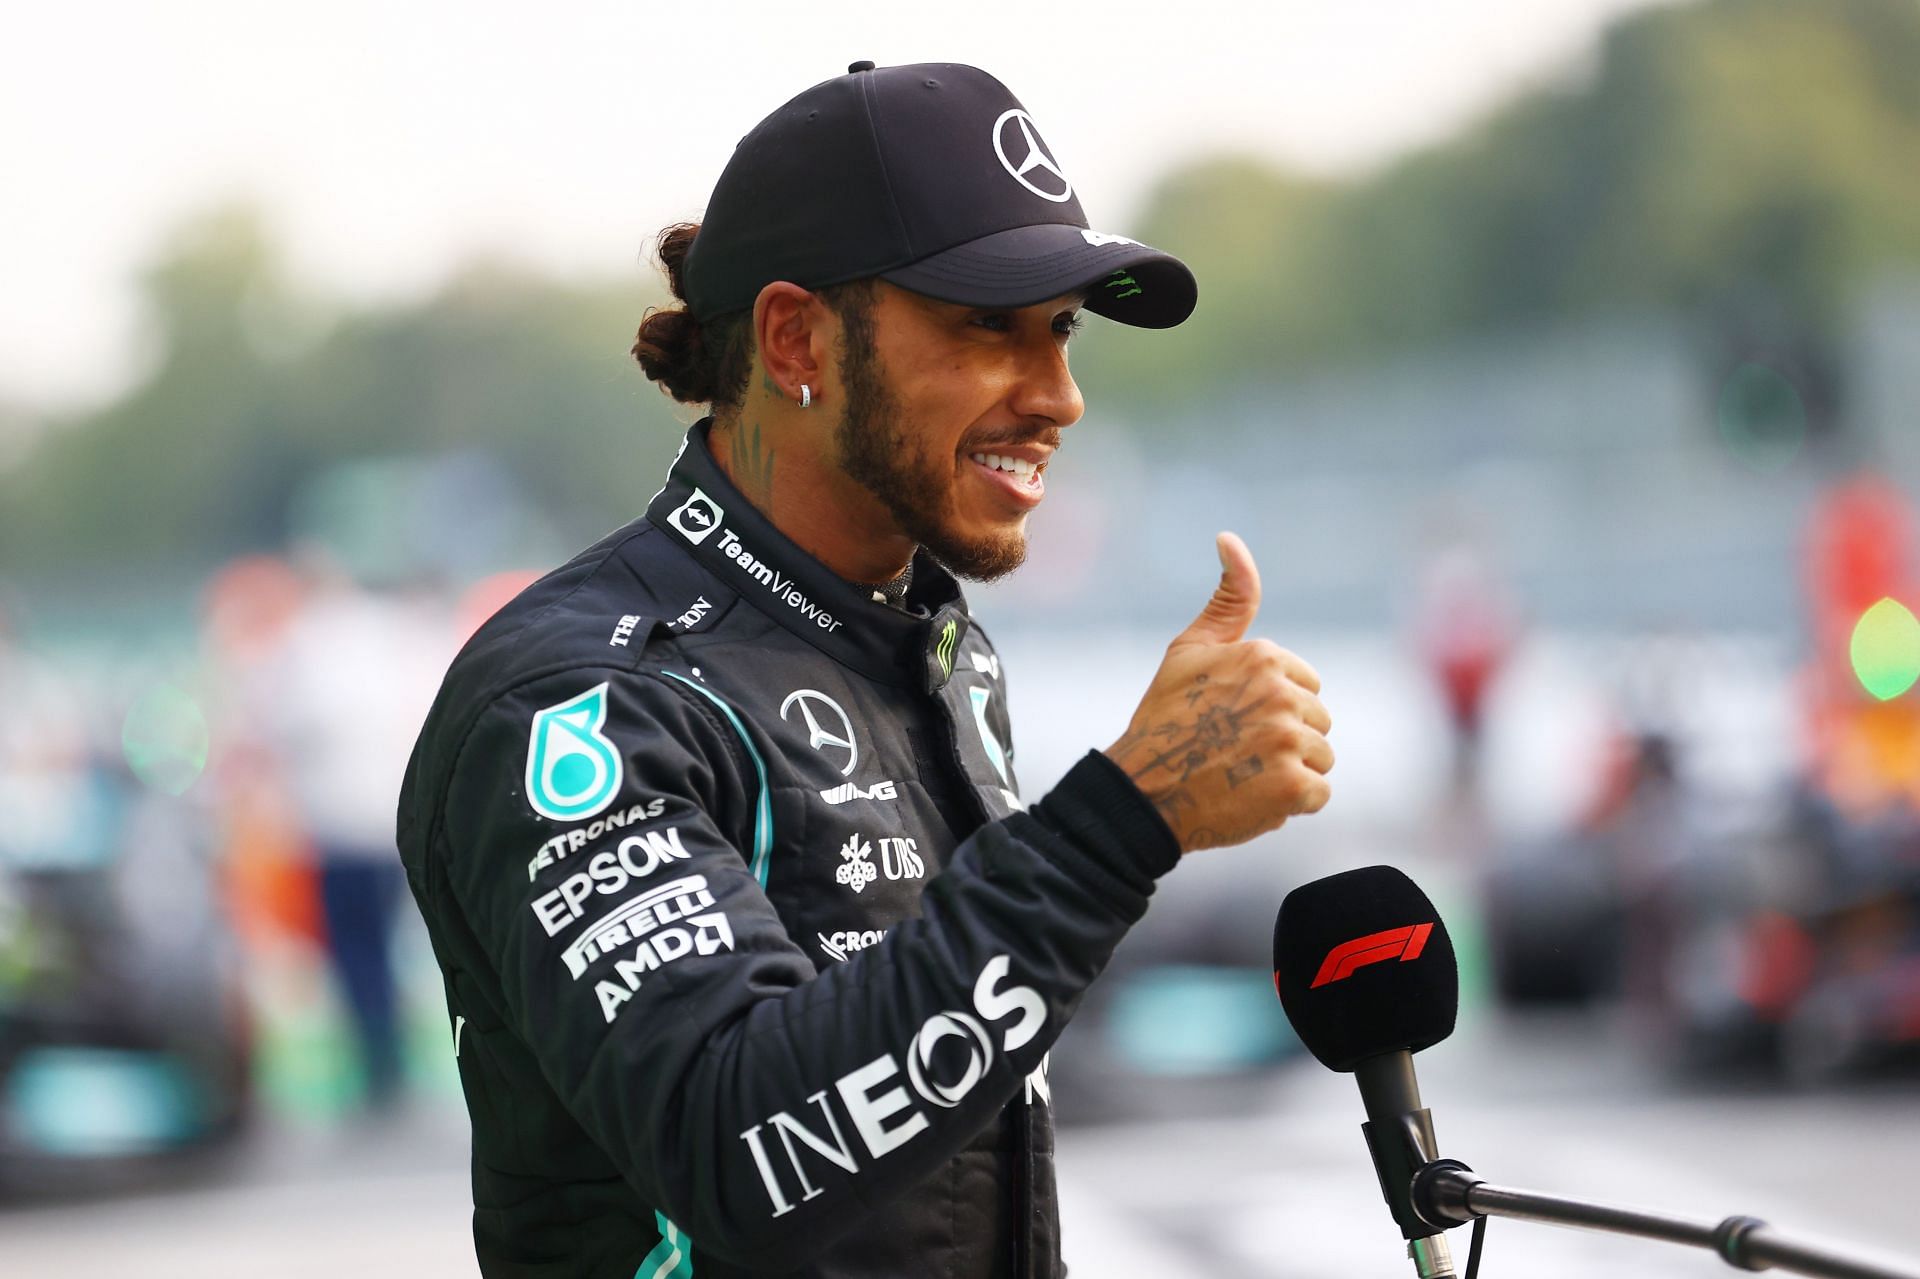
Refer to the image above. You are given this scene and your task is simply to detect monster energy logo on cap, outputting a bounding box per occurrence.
[935,619,959,678]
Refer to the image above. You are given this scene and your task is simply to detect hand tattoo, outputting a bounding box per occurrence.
[1118,676,1266,785]
[1110,673,1270,842]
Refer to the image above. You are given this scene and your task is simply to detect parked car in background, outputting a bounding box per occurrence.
[0,744,252,1195]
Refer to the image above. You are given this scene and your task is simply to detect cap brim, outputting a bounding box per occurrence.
[880,223,1197,329]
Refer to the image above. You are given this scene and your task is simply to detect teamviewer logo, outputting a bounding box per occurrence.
[667,488,724,545]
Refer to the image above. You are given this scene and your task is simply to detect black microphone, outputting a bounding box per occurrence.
[1274,866,1461,1278]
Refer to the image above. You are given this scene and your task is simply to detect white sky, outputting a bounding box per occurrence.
[1,0,1678,411]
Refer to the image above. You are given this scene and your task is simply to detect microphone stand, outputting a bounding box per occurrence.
[1409,1153,1920,1279]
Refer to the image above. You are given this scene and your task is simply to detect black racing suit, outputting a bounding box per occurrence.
[398,422,1180,1277]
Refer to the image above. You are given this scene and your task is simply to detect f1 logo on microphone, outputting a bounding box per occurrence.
[1309,923,1434,988]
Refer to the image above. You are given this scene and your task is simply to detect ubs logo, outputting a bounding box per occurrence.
[834,834,924,894]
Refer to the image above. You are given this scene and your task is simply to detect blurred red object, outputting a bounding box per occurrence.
[1799,473,1920,815]
[1803,473,1914,646]
[200,554,309,663]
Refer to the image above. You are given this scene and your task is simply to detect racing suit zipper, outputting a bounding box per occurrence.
[914,697,1041,1279]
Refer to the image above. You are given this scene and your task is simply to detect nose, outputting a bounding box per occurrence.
[1008,332,1085,429]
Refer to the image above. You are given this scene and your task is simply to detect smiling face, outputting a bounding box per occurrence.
[830,282,1087,581]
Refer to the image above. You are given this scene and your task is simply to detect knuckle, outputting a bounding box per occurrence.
[1272,718,1303,753]
[1264,680,1297,713]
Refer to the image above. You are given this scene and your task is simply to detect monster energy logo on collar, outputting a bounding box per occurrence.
[935,619,959,678]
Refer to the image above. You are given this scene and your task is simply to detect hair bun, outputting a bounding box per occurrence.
[632,303,717,405]
[632,222,731,406]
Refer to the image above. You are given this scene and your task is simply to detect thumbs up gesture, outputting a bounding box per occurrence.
[1105,533,1334,854]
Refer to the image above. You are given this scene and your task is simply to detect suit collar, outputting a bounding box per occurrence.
[644,421,973,692]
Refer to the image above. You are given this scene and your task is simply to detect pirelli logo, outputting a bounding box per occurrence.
[562,875,718,978]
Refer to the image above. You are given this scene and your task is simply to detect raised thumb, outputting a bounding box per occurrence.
[1171,531,1261,648]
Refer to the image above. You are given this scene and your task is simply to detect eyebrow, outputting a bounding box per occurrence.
[925,292,1088,316]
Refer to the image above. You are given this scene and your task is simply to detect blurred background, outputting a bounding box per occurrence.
[4,0,1920,1275]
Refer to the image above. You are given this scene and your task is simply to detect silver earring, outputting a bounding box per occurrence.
[799,384,812,409]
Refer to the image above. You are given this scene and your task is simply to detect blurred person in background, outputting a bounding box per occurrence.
[1412,537,1518,808]
[399,61,1335,1277]
[271,550,450,1112]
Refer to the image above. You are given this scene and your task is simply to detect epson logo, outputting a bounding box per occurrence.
[738,955,1045,1218]
[526,798,668,881]
[531,825,694,935]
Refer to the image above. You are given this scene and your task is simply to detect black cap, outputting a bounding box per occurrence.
[683,62,1196,329]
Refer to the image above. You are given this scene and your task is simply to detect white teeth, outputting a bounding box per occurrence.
[969,452,1038,480]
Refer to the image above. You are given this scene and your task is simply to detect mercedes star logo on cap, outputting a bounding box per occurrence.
[992,109,1073,203]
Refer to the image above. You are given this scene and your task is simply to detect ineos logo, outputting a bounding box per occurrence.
[779,689,858,777]
[906,1010,993,1108]
[992,109,1073,203]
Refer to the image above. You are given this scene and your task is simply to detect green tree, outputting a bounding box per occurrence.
[1079,0,1920,411]
[0,207,687,583]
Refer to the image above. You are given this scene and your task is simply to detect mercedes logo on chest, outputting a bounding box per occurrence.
[992,109,1073,203]
[780,689,859,777]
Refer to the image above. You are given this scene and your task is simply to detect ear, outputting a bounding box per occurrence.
[752,281,830,403]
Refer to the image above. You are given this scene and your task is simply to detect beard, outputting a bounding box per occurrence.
[831,301,1031,583]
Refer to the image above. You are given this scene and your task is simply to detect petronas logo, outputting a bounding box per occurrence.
[935,619,959,678]
[525,683,623,822]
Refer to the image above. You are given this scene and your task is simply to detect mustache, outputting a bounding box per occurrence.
[961,427,1062,452]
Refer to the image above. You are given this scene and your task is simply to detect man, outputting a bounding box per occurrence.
[399,61,1333,1278]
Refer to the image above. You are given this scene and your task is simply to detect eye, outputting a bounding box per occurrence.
[970,312,1013,333]
[1054,311,1085,338]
